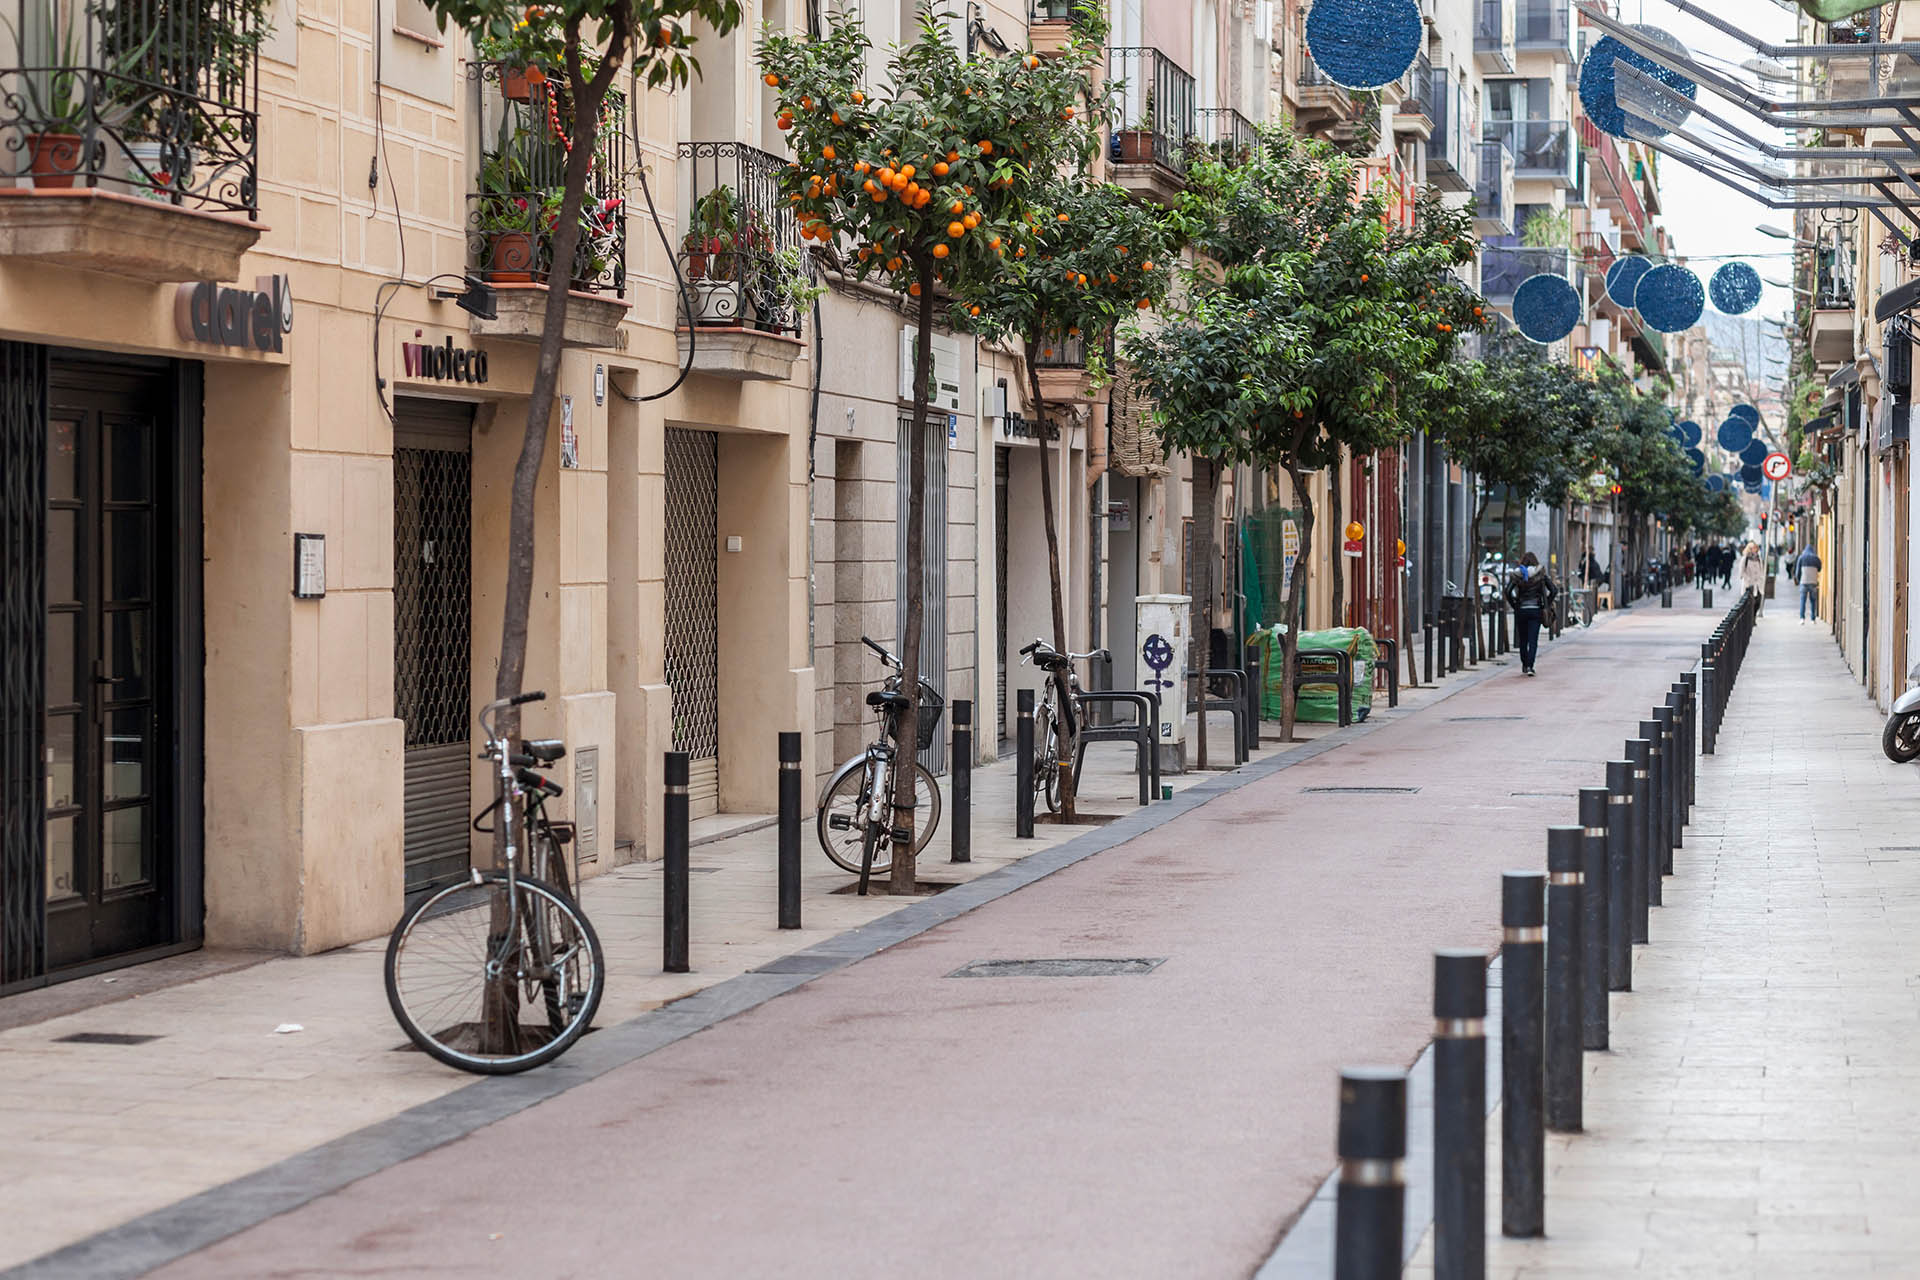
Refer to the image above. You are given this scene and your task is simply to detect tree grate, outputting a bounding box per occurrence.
[55,1032,161,1045]
[947,958,1165,978]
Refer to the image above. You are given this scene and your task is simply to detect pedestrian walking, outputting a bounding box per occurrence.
[1740,540,1765,616]
[1505,551,1558,676]
[1795,544,1823,621]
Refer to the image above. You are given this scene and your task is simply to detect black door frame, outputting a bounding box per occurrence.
[0,347,203,995]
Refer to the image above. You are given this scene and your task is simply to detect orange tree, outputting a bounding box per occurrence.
[961,178,1178,815]
[759,10,1100,887]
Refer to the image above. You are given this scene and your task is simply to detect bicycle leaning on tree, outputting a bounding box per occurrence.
[1020,637,1109,813]
[816,636,944,879]
[383,690,606,1075]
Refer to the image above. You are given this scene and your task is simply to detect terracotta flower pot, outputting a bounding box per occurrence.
[500,66,534,101]
[1114,130,1156,164]
[28,132,84,189]
[486,231,536,283]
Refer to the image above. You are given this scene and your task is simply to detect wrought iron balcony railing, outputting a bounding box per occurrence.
[1298,50,1345,90]
[1192,107,1255,164]
[1109,47,1195,177]
[1484,118,1574,183]
[0,0,261,214]
[1033,329,1087,368]
[676,140,804,335]
[468,63,629,296]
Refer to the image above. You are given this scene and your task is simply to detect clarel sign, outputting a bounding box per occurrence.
[402,334,489,385]
[174,275,293,353]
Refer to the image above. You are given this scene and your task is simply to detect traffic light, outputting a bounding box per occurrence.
[1759,513,1769,534]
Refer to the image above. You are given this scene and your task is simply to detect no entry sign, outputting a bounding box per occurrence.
[1762,452,1791,482]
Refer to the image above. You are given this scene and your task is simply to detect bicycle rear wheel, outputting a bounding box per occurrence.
[385,872,605,1075]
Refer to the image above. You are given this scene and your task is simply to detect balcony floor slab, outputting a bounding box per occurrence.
[0,189,262,284]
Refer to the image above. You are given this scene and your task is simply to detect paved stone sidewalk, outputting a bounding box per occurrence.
[1408,613,1920,1278]
[0,671,1442,1272]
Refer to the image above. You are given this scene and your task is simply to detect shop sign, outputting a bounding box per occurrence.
[402,333,489,384]
[174,275,293,353]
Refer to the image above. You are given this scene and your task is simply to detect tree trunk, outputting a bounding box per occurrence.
[1190,458,1218,770]
[484,24,627,1055]
[889,259,936,894]
[1278,460,1316,744]
[1470,479,1490,662]
[1025,342,1079,820]
[1329,455,1346,629]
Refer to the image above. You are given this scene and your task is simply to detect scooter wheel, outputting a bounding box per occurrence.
[1883,712,1920,763]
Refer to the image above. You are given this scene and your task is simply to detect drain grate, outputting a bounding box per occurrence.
[750,953,845,975]
[1302,785,1421,795]
[1511,791,1572,798]
[55,1032,161,1046]
[947,958,1165,978]
[689,867,723,874]
[1447,715,1526,722]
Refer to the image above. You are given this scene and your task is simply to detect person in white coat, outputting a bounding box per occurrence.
[1739,541,1765,616]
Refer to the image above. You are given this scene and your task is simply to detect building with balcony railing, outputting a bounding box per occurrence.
[1293,49,1357,139]
[676,141,803,339]
[1108,46,1195,203]
[1193,107,1257,165]
[1481,242,1576,303]
[1514,0,1572,58]
[1393,53,1435,139]
[1485,119,1575,187]
[1426,69,1473,193]
[1475,0,1516,72]
[1474,139,1514,235]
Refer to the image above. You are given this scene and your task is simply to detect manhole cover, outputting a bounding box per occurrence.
[947,958,1165,978]
[1302,785,1421,794]
[55,1032,161,1046]
[1447,715,1526,722]
[750,953,845,975]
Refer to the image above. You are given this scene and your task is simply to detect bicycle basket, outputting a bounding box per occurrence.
[916,681,946,752]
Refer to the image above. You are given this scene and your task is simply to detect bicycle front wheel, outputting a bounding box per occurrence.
[385,872,605,1075]
[817,757,942,875]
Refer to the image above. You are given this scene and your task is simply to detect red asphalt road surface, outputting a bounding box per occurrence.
[155,608,1716,1280]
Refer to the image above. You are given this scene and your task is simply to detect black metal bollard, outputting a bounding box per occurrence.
[664,750,690,973]
[1545,827,1584,1134]
[1625,738,1651,943]
[778,733,802,930]
[1605,760,1633,990]
[1703,586,1713,609]
[1497,606,1510,656]
[1433,948,1487,1280]
[1502,869,1546,1238]
[1661,588,1673,608]
[1578,786,1610,1049]
[1655,704,1678,870]
[950,700,972,864]
[1679,674,1698,813]
[1701,655,1717,756]
[1424,618,1435,684]
[1335,1067,1407,1280]
[1639,718,1665,906]
[1015,688,1035,840]
[1246,642,1263,750]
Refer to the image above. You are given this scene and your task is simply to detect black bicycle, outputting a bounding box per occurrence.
[383,691,606,1074]
[1021,638,1107,812]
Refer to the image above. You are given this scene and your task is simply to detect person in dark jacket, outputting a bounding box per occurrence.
[1504,551,1558,676]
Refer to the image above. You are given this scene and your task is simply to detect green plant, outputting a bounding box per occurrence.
[2,0,88,132]
[90,0,274,141]
[1521,206,1571,248]
[771,245,826,312]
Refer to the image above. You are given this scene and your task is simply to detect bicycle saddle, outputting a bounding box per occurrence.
[866,690,910,708]
[524,739,566,763]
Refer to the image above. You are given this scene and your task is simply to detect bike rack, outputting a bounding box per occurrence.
[1292,649,1354,728]
[1372,636,1399,709]
[1074,690,1160,805]
[1187,669,1248,764]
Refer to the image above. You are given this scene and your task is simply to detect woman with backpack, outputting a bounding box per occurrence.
[1504,551,1559,677]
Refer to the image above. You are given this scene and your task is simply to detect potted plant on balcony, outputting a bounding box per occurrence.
[682,184,747,323]
[758,244,824,333]
[574,193,623,291]
[1113,90,1155,164]
[3,1,90,187]
[473,16,563,100]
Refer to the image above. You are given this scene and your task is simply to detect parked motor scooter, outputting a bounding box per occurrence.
[1883,663,1920,762]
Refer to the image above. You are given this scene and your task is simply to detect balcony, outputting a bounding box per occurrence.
[1578,117,1645,244]
[1193,107,1256,165]
[675,141,806,380]
[1108,47,1195,205]
[1481,243,1574,304]
[1425,71,1473,193]
[1475,0,1516,72]
[1632,325,1666,373]
[1033,329,1110,403]
[1028,0,1096,56]
[1576,228,1618,284]
[467,64,630,349]
[1484,119,1575,187]
[0,0,263,282]
[1294,51,1356,138]
[1474,139,1513,236]
[1514,0,1573,59]
[1393,53,1434,138]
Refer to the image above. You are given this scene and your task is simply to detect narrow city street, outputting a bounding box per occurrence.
[1,599,1739,1280]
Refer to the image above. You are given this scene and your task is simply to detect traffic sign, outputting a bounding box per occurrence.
[1762,451,1791,482]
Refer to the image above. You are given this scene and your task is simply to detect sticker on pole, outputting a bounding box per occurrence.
[1762,452,1791,482]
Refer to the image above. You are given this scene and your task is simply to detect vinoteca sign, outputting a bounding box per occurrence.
[402,334,489,384]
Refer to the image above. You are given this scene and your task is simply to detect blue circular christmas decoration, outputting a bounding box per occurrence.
[1686,447,1706,473]
[1605,255,1653,309]
[1716,417,1752,452]
[1304,0,1424,91]
[1739,439,1768,466]
[1709,262,1763,316]
[1740,462,1764,485]
[1728,403,1759,427]
[1579,27,1697,141]
[1512,273,1583,344]
[1707,474,1727,492]
[1678,420,1702,447]
[1635,264,1704,332]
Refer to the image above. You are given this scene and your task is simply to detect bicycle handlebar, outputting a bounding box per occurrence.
[860,635,901,668]
[1019,640,1041,657]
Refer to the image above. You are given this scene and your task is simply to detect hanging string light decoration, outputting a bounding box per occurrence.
[1739,439,1769,466]
[1678,420,1703,447]
[1635,263,1704,332]
[1304,0,1425,91]
[1512,273,1583,344]
[1605,254,1653,309]
[1709,262,1763,315]
[1578,27,1696,140]
[1716,416,1753,452]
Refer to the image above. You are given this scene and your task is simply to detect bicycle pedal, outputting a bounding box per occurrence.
[827,814,854,831]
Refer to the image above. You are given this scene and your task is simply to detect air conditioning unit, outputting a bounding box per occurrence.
[900,328,963,413]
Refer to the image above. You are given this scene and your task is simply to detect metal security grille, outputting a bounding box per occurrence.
[897,414,948,774]
[996,448,1010,741]
[664,429,721,814]
[1,342,46,988]
[394,400,474,894]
